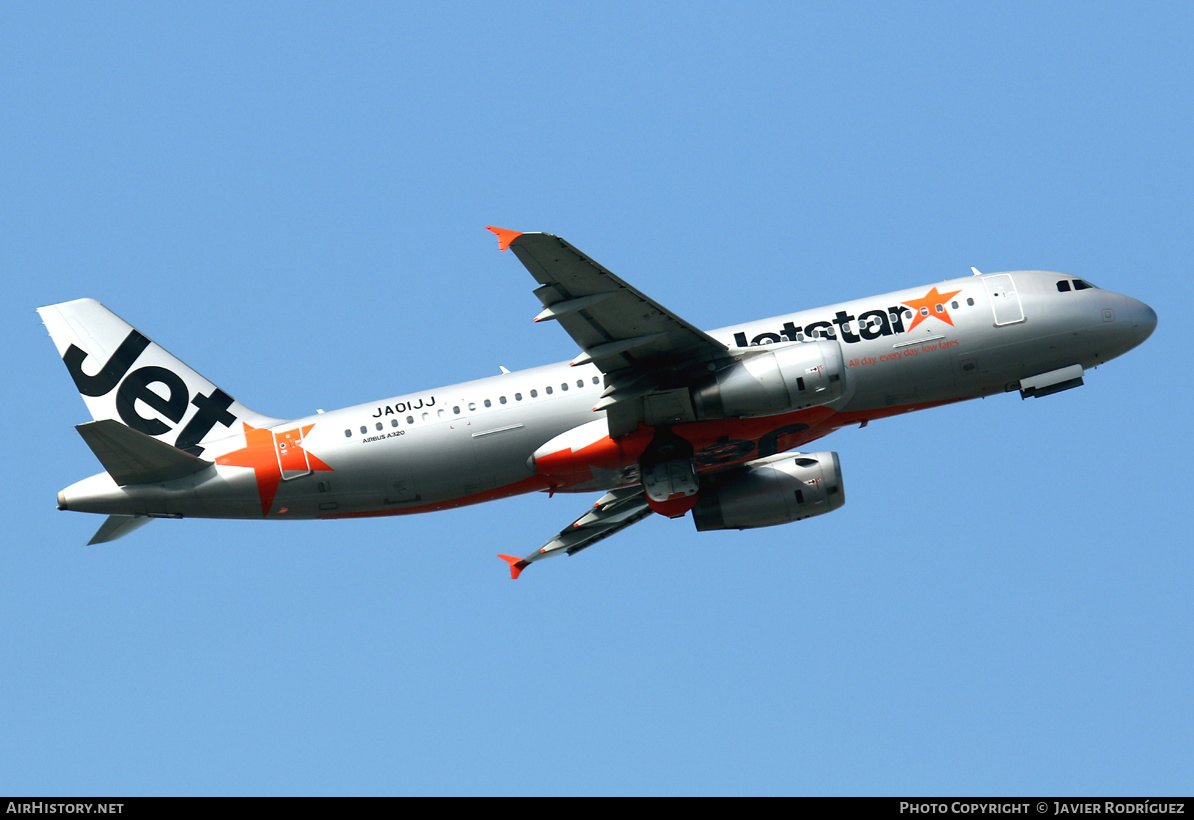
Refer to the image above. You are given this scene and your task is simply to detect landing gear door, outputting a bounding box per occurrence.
[985,274,1025,326]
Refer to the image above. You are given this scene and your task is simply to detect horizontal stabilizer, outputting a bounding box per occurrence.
[76,419,212,486]
[88,514,153,545]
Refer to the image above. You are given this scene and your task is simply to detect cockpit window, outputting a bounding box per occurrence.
[1073,279,1095,290]
[1056,280,1071,292]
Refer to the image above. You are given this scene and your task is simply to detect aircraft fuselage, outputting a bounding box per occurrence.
[55,269,1156,525]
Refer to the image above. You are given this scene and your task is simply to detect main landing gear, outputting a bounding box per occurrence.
[639,429,700,518]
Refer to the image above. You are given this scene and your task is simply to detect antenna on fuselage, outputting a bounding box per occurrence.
[971,267,983,276]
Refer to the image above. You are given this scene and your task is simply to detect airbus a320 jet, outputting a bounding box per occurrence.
[40,227,1157,577]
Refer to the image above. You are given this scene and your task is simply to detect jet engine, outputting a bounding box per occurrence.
[691,341,846,419]
[691,451,844,531]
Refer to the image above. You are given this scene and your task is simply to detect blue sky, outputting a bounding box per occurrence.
[2,2,1191,796]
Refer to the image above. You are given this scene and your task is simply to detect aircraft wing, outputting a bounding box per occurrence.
[488,228,729,433]
[498,486,651,579]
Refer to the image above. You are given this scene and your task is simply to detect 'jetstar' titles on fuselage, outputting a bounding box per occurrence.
[732,305,911,348]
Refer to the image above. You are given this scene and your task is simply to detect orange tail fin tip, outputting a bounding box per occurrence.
[485,226,523,252]
[498,553,530,580]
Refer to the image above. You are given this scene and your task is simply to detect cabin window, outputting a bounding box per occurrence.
[545,386,553,395]
[951,301,959,309]
[376,422,383,431]
[592,376,600,385]
[359,426,367,434]
[561,383,568,391]
[437,409,445,418]
[577,380,584,388]
[920,307,929,316]
[344,429,352,438]
[967,298,974,306]
[529,389,537,398]
[483,399,491,408]
[500,396,507,404]
[453,406,461,415]
[935,304,944,313]
[391,419,398,428]
[1056,280,1071,292]
[422,412,429,421]
[406,416,414,424]
[515,393,522,401]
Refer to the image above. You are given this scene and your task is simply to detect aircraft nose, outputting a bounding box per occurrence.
[1130,298,1158,343]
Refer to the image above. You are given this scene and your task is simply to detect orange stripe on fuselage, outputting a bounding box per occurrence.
[534,397,968,489]
[534,406,839,488]
[321,397,967,519]
[320,475,553,519]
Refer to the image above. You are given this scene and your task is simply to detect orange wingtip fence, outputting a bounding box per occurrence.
[485,226,523,251]
[497,553,530,580]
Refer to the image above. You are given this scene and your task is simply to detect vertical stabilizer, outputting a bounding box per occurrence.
[38,299,282,456]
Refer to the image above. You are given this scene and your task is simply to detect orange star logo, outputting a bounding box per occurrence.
[902,286,963,330]
[216,422,333,516]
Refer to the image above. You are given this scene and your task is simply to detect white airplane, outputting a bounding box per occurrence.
[40,227,1157,577]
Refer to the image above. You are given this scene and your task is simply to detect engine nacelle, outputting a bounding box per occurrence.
[692,451,845,531]
[691,341,846,419]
